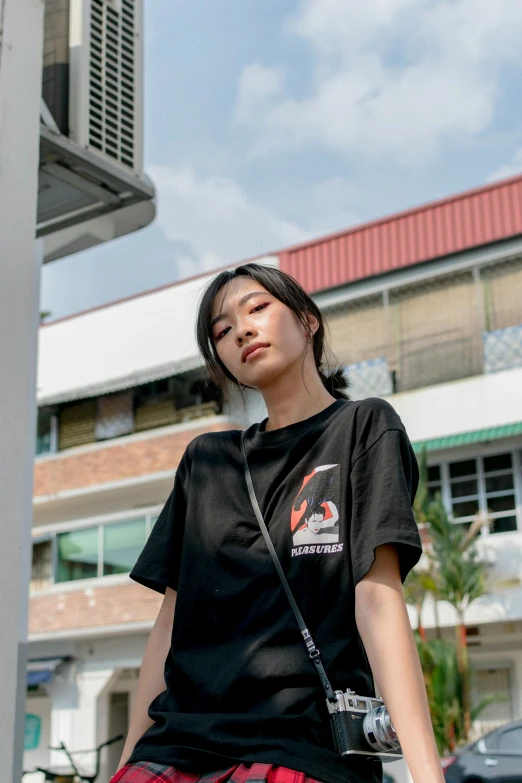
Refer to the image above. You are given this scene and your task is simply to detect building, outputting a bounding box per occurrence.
[25,176,522,781]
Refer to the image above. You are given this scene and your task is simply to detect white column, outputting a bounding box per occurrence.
[50,668,116,774]
[0,1,45,780]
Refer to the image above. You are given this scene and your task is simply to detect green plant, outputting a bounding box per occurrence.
[425,495,490,738]
[415,636,462,754]
[414,635,504,755]
[407,447,492,744]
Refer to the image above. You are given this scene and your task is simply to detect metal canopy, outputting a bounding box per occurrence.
[412,421,522,453]
[26,657,69,687]
[38,121,154,242]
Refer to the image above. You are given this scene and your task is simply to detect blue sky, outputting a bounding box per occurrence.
[41,0,522,320]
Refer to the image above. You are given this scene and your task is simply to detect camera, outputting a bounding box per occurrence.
[326,689,402,762]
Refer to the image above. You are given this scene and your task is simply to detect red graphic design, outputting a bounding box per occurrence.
[291,464,340,547]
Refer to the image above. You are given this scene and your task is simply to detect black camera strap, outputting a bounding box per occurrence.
[240,429,336,703]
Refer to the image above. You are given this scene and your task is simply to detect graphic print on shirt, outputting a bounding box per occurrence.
[291,464,343,556]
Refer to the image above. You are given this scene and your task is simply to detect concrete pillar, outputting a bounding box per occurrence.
[52,668,116,775]
[0,1,45,780]
[47,665,80,770]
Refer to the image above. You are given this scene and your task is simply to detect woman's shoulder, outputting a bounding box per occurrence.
[350,395,405,426]
[185,427,241,459]
[343,396,408,457]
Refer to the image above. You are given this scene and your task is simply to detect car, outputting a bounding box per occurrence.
[442,720,522,782]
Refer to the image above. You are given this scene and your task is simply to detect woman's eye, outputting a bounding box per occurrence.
[251,302,268,313]
[215,327,230,341]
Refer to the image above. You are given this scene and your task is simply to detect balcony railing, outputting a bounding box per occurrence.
[328,256,522,397]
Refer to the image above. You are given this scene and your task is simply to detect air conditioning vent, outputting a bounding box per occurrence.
[88,0,137,168]
[69,0,143,176]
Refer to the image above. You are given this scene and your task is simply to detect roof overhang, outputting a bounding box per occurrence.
[38,355,203,407]
[38,117,155,251]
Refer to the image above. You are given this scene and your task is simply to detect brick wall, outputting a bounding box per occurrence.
[34,419,238,497]
[29,580,161,635]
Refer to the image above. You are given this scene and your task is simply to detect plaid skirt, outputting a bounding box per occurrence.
[109,762,326,783]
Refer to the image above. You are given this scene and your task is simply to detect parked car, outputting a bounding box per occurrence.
[442,720,522,782]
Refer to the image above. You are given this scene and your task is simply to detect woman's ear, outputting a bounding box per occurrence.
[307,313,320,337]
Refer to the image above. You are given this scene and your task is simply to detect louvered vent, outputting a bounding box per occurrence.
[88,0,137,170]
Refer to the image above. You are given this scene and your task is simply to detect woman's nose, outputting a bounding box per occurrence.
[236,329,253,345]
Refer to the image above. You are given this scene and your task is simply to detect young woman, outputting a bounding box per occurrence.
[111,264,444,783]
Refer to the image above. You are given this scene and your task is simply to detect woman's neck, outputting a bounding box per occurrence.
[261,367,337,432]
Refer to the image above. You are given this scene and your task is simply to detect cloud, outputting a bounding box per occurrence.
[235,63,283,122]
[487,147,522,182]
[236,0,522,161]
[148,164,309,271]
[308,177,360,234]
[146,165,362,278]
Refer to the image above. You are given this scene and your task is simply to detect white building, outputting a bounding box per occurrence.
[25,176,522,781]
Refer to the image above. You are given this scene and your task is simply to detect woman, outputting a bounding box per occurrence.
[111,264,444,783]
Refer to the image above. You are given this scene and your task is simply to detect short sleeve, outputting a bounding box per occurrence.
[349,427,422,586]
[130,454,189,594]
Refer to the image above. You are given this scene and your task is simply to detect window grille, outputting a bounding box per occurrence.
[343,357,393,400]
[323,258,522,394]
[483,324,522,373]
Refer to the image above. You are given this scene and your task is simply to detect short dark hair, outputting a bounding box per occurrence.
[195,262,350,402]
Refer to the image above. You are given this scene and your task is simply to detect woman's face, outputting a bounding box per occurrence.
[210,276,317,390]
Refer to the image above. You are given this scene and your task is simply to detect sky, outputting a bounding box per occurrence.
[41,0,522,321]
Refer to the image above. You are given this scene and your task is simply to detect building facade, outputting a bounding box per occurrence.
[24,177,522,781]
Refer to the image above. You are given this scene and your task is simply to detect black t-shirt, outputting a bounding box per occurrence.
[128,397,422,783]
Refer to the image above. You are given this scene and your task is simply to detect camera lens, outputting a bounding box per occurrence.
[363,706,401,753]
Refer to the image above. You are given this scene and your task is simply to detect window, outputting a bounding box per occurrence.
[103,518,147,576]
[135,377,173,404]
[483,453,517,533]
[31,512,158,589]
[449,458,479,529]
[36,409,57,455]
[427,451,519,534]
[31,540,53,592]
[57,527,99,583]
[498,726,522,752]
[474,668,513,725]
[427,465,441,501]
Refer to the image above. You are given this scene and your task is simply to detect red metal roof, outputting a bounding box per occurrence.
[279,174,522,293]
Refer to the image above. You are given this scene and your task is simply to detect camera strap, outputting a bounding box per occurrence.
[240,429,336,703]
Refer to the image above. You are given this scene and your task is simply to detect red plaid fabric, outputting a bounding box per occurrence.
[110,762,325,783]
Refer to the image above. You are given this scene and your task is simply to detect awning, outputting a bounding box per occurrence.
[27,657,68,687]
[37,355,203,407]
[412,421,522,453]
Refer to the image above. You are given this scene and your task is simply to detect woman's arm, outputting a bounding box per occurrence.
[117,587,177,770]
[355,544,444,783]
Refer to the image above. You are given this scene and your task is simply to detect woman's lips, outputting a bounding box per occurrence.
[244,345,269,362]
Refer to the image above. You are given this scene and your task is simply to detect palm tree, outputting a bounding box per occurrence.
[415,633,504,755]
[415,635,462,754]
[408,447,443,638]
[425,497,490,738]
[407,446,492,742]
